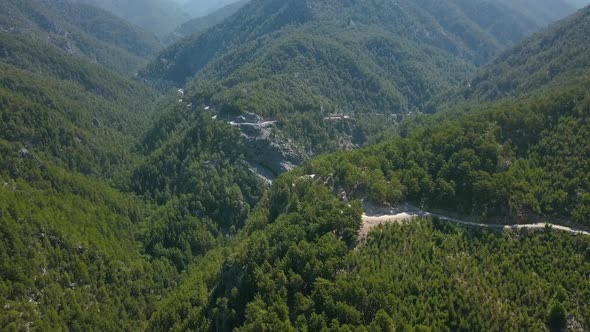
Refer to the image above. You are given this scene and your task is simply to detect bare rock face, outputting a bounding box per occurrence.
[231,113,307,178]
[18,148,31,158]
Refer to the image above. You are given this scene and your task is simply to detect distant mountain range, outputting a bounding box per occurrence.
[166,0,248,43]
[76,0,191,38]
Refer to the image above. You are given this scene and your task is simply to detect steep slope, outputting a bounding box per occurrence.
[146,170,590,331]
[304,78,590,227]
[130,109,266,231]
[145,0,576,85]
[464,5,590,101]
[0,6,255,328]
[0,142,178,331]
[166,0,248,43]
[0,0,161,74]
[0,31,178,325]
[77,0,190,38]
[0,31,159,179]
[142,0,578,171]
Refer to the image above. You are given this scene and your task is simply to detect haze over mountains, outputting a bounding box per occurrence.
[1,0,590,330]
[167,0,249,43]
[176,0,244,18]
[75,0,191,37]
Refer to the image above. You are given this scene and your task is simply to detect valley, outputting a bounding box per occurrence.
[0,0,589,331]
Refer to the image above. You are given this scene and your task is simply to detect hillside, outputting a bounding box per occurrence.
[167,0,248,43]
[142,0,579,171]
[302,78,590,227]
[0,18,174,327]
[464,5,590,101]
[146,0,577,84]
[146,168,590,331]
[0,30,160,179]
[0,141,179,330]
[0,3,262,328]
[1,1,590,331]
[0,0,161,74]
[77,0,190,38]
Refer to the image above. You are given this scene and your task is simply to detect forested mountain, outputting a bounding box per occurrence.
[143,0,579,165]
[167,0,249,43]
[0,1,258,328]
[146,0,578,84]
[0,4,171,326]
[146,150,590,331]
[75,0,190,38]
[305,79,590,226]
[0,0,161,74]
[142,64,590,332]
[2,1,590,331]
[463,5,590,101]
[0,144,179,330]
[0,30,160,179]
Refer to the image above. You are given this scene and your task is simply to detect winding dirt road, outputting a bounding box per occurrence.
[360,207,590,239]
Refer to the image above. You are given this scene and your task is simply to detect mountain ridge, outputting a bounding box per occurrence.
[0,0,161,73]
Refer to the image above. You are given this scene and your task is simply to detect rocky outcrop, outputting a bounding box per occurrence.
[231,114,307,178]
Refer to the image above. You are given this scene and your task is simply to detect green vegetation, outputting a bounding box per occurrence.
[145,0,575,85]
[1,0,589,330]
[131,110,266,232]
[0,140,178,331]
[0,0,161,73]
[144,0,579,157]
[464,5,590,101]
[146,174,590,331]
[301,79,590,225]
[0,32,159,179]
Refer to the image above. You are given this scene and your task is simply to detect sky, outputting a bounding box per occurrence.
[566,0,590,7]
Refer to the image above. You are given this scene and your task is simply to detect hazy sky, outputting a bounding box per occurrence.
[566,0,590,7]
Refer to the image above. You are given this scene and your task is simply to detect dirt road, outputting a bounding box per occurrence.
[360,207,590,240]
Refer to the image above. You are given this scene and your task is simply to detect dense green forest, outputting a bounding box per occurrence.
[131,110,267,235]
[144,0,576,85]
[299,79,590,226]
[0,139,180,331]
[0,31,160,179]
[1,0,590,331]
[146,175,590,331]
[0,0,161,73]
[142,0,580,158]
[463,5,590,101]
